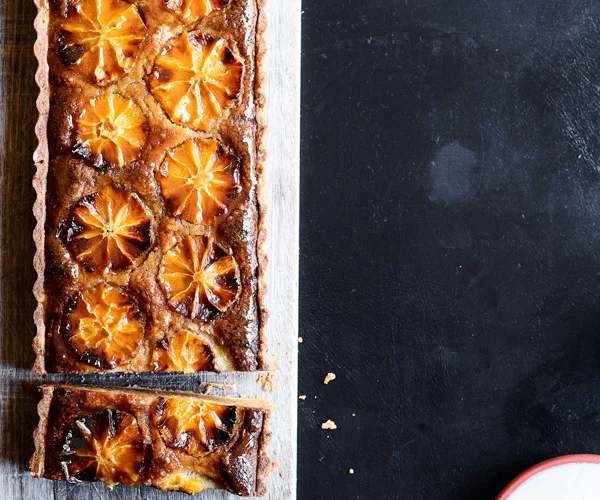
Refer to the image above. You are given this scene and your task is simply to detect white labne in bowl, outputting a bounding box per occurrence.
[509,462,600,500]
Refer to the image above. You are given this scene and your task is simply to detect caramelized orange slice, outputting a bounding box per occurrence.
[164,0,228,23]
[59,0,146,85]
[159,138,241,224]
[148,32,242,131]
[155,472,210,494]
[65,187,153,274]
[63,284,145,369]
[152,330,217,373]
[154,396,237,456]
[60,409,145,486]
[73,92,147,169]
[158,236,240,320]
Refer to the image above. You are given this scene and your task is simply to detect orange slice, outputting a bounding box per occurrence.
[63,283,145,369]
[164,0,228,23]
[158,236,241,320]
[73,92,147,169]
[148,32,242,131]
[155,472,209,494]
[152,330,217,373]
[65,187,153,275]
[59,0,146,85]
[154,396,237,456]
[60,409,145,486]
[159,138,241,224]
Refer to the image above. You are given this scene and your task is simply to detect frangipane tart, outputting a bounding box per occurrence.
[31,385,273,496]
[35,0,268,374]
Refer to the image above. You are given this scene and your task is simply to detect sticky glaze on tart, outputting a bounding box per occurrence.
[152,329,218,373]
[31,385,273,496]
[59,0,146,86]
[64,187,154,275]
[34,0,268,374]
[72,92,148,169]
[63,283,145,369]
[148,31,243,132]
[158,138,242,225]
[158,235,241,320]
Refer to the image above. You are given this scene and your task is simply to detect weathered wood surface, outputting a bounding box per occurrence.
[0,0,300,498]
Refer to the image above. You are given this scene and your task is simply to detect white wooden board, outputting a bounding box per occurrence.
[0,0,301,498]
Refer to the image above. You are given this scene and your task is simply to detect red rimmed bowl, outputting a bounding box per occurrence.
[497,454,600,499]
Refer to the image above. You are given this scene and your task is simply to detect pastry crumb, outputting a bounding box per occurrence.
[349,468,354,474]
[257,372,276,392]
[298,336,303,343]
[279,472,285,478]
[321,420,337,430]
[299,395,306,400]
[201,382,236,394]
[323,372,336,384]
[266,461,279,476]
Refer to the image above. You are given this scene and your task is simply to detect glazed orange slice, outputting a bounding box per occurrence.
[73,92,147,169]
[158,236,241,320]
[154,396,237,456]
[148,32,242,131]
[152,330,217,373]
[155,472,210,494]
[159,138,241,225]
[60,409,145,486]
[59,0,146,85]
[164,0,228,23]
[64,284,145,369]
[65,187,153,275]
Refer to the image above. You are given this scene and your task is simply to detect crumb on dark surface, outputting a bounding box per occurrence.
[321,420,337,430]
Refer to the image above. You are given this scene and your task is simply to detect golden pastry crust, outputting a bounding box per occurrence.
[30,385,273,497]
[33,0,269,373]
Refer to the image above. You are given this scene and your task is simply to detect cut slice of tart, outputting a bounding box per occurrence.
[31,385,273,497]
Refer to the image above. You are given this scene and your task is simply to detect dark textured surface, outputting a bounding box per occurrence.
[299,1,600,499]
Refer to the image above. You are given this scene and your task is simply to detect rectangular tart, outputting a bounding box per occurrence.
[30,385,273,496]
[32,0,268,373]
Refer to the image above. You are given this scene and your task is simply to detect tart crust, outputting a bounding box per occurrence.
[30,384,273,496]
[32,0,270,373]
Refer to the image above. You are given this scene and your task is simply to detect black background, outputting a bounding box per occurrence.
[299,1,600,499]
